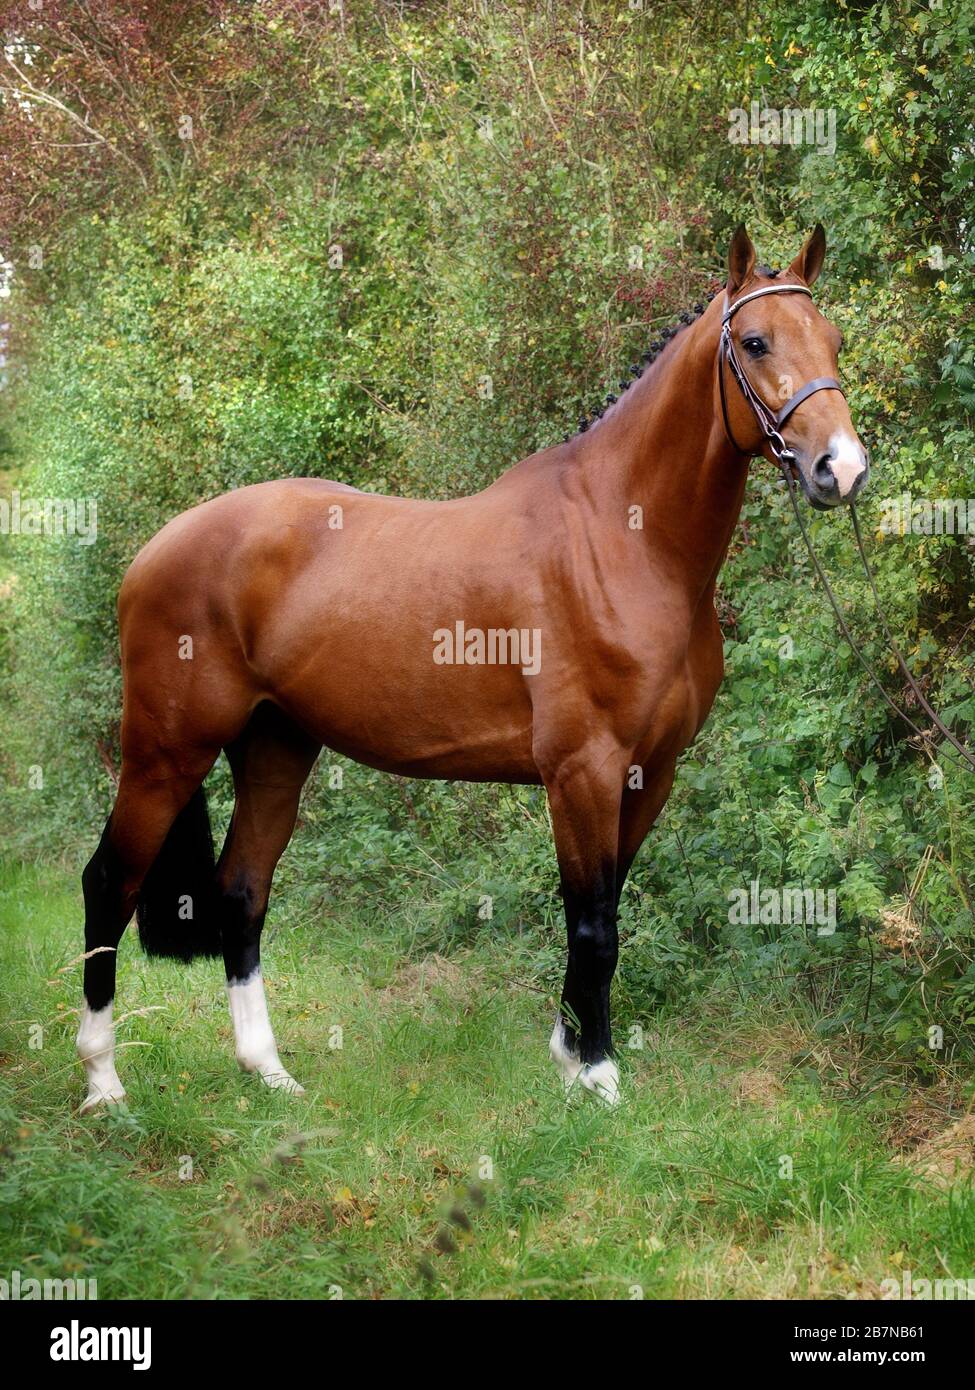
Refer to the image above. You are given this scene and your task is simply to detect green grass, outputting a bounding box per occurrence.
[2,861,974,1301]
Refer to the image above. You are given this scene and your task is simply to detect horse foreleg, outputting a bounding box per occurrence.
[543,748,626,1105]
[615,759,678,903]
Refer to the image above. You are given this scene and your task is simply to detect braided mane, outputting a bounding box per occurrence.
[566,266,782,441]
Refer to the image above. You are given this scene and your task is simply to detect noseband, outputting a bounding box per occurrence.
[718,283,845,466]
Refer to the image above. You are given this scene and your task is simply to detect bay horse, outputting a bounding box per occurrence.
[77,226,867,1112]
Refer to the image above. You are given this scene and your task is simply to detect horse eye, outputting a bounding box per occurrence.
[742,337,767,357]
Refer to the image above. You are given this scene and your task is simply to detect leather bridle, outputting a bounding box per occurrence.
[718,283,845,467]
[712,282,975,775]
[719,282,975,774]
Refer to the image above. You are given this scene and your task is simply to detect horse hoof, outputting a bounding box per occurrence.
[79,1085,127,1114]
[578,1058,620,1106]
[257,1067,305,1096]
[549,1019,582,1085]
[549,1020,620,1104]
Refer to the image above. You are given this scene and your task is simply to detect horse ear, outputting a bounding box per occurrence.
[727,225,756,293]
[789,224,826,286]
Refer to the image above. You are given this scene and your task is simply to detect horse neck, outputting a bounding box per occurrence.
[578,305,750,605]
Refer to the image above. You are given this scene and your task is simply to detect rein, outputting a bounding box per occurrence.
[719,281,975,774]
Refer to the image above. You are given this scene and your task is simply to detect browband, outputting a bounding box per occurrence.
[722,283,812,323]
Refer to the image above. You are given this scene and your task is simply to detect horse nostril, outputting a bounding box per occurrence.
[812,453,837,492]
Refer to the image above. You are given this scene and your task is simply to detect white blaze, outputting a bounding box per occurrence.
[828,430,866,497]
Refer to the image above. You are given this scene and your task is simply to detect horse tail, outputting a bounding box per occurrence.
[136,786,222,961]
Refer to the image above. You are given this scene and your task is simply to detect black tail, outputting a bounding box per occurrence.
[136,786,222,961]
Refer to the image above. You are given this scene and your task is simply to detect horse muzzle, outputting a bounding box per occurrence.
[791,439,869,510]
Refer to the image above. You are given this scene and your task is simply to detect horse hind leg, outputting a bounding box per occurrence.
[78,817,132,1112]
[217,703,320,1094]
[78,755,218,1112]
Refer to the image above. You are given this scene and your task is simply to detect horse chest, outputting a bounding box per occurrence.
[620,602,724,757]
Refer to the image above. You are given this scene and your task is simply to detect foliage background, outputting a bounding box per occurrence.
[2,0,975,1075]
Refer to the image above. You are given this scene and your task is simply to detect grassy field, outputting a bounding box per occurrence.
[2,860,974,1301]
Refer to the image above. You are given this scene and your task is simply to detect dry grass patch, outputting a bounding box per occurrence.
[896,1112,975,1188]
[733,1067,785,1109]
[378,952,478,1006]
